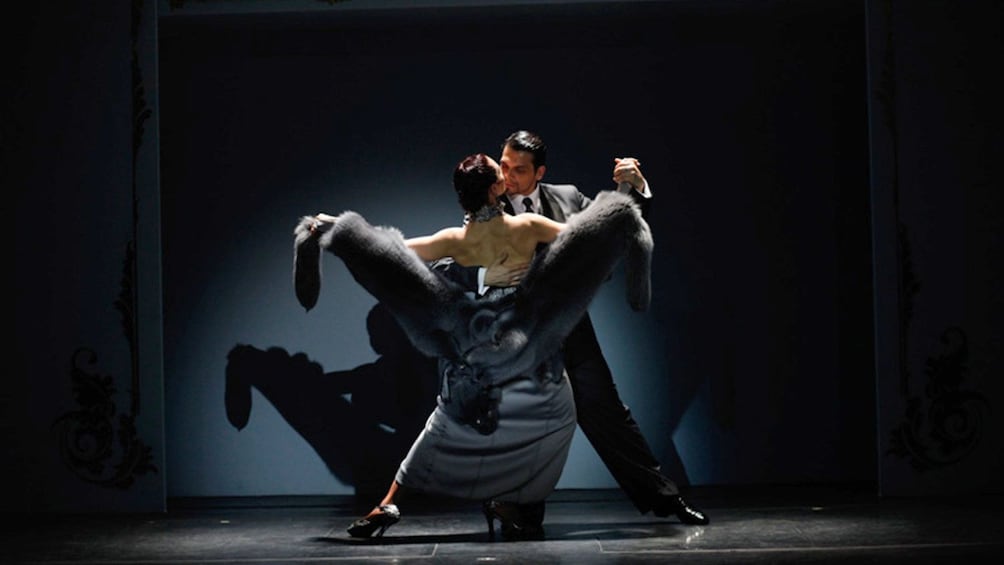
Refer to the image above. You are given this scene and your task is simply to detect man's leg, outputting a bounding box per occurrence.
[563,316,708,524]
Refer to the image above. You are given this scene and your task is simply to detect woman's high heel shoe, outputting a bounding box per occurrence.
[482,500,544,541]
[347,504,401,538]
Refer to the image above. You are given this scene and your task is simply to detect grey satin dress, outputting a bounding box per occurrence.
[394,287,577,504]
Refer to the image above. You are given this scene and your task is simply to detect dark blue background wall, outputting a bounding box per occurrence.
[158,1,875,497]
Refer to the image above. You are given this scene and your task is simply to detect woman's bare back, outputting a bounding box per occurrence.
[450,214,558,268]
[404,212,564,266]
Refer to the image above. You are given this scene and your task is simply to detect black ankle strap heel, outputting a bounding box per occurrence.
[347,504,401,538]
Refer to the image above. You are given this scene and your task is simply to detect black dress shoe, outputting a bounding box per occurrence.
[482,500,545,541]
[654,495,709,525]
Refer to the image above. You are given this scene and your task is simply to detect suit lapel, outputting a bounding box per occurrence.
[539,193,555,220]
[501,195,516,216]
[539,185,564,221]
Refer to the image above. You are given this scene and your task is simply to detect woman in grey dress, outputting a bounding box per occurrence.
[294,153,652,541]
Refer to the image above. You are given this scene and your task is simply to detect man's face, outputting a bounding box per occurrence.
[500,145,545,197]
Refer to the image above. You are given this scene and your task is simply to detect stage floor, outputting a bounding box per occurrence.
[5,484,1002,564]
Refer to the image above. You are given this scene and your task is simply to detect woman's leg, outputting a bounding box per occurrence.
[360,480,403,518]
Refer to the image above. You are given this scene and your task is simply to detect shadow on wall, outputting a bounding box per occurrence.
[223,303,439,502]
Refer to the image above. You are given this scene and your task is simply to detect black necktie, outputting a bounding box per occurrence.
[522,197,534,214]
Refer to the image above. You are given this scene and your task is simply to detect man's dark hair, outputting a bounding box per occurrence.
[453,153,496,213]
[502,130,547,169]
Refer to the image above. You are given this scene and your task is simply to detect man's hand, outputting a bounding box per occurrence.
[309,212,339,235]
[613,157,647,193]
[484,253,530,288]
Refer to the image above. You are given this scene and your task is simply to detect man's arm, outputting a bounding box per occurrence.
[613,157,652,218]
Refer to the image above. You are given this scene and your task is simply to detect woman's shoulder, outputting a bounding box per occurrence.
[501,213,552,234]
[501,213,562,245]
[502,213,549,226]
[498,214,534,232]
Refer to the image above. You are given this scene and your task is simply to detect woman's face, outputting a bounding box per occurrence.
[487,157,506,202]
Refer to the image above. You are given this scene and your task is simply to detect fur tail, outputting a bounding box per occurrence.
[293,210,468,361]
[293,216,322,311]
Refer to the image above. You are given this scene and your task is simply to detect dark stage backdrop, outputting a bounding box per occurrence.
[159,0,873,497]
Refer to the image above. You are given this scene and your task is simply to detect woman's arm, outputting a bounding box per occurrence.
[312,212,462,262]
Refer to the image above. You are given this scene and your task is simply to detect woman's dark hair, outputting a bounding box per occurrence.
[502,130,547,168]
[453,153,497,213]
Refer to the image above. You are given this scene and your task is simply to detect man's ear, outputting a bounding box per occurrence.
[535,165,546,182]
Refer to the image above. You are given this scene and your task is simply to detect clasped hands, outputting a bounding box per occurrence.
[613,157,645,191]
[308,212,339,234]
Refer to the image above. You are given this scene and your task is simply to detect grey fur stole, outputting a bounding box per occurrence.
[293,190,652,383]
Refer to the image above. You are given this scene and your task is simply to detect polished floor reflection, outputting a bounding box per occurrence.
[5,485,1002,564]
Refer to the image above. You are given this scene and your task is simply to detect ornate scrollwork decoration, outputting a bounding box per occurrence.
[52,0,157,490]
[875,2,990,473]
[52,349,157,488]
[887,327,991,471]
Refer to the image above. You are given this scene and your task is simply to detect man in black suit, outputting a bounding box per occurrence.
[438,130,708,527]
